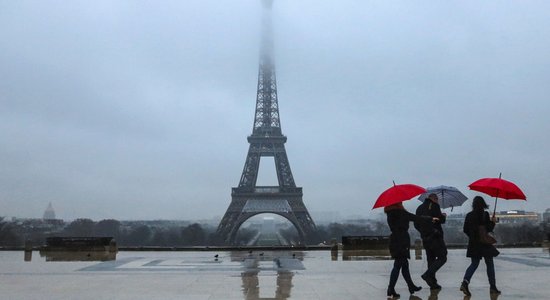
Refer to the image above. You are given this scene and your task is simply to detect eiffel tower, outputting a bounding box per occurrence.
[216,0,317,245]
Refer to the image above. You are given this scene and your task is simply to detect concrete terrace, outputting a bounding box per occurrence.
[1,248,549,299]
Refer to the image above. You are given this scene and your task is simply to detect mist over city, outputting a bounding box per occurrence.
[2,4,550,299]
[2,1,550,225]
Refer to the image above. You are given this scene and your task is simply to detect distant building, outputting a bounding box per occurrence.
[543,209,550,223]
[43,202,56,220]
[495,210,540,224]
[10,217,65,238]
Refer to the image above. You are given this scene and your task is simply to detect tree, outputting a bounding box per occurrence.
[122,225,152,246]
[234,227,256,246]
[0,217,19,246]
[63,218,95,236]
[150,227,183,246]
[181,223,205,246]
[95,219,121,239]
[279,226,299,245]
[495,223,544,245]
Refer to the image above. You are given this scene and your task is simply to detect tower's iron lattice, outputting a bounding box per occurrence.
[216,0,318,245]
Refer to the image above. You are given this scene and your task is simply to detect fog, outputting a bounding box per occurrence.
[1,1,550,221]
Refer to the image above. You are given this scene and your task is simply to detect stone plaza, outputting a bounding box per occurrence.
[1,248,549,299]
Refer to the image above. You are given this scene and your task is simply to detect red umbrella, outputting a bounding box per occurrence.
[372,182,426,209]
[468,173,526,216]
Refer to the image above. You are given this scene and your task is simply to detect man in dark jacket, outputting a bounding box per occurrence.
[415,193,447,289]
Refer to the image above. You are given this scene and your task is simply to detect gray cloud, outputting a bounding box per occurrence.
[1,0,550,220]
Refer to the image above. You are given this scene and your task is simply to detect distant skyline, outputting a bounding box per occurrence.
[9,201,550,223]
[2,1,550,221]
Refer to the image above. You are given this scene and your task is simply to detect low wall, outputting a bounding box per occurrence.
[341,236,391,260]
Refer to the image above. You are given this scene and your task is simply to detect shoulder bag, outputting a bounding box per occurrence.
[478,225,497,245]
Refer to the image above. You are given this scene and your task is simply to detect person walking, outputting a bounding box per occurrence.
[385,202,439,298]
[415,193,447,290]
[460,196,501,296]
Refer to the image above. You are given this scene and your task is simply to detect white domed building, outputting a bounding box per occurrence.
[43,202,56,220]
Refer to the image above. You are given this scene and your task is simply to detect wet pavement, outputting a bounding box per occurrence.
[1,248,549,299]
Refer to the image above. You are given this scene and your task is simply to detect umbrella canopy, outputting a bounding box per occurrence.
[468,177,526,200]
[373,183,426,209]
[468,174,526,216]
[418,185,468,209]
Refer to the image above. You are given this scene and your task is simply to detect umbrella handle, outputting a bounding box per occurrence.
[493,175,501,218]
[493,188,500,218]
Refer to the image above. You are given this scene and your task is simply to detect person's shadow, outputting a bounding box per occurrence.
[460,293,500,300]
[490,293,501,300]
[407,288,442,300]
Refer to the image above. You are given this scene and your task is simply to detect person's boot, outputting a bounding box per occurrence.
[429,274,442,290]
[421,273,437,289]
[490,285,501,295]
[460,281,471,296]
[431,279,442,290]
[408,284,422,294]
[387,286,400,298]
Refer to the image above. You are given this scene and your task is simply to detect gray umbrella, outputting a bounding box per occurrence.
[418,185,468,210]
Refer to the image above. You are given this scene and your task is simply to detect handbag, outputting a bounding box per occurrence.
[478,225,497,245]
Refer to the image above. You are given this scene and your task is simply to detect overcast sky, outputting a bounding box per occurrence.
[1,0,550,222]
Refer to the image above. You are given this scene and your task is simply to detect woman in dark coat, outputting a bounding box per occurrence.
[385,202,438,298]
[460,196,501,296]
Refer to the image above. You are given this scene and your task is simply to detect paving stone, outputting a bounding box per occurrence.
[1,248,548,299]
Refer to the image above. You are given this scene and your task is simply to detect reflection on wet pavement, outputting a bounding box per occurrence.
[341,249,392,261]
[26,236,119,262]
[241,271,294,300]
[2,248,550,299]
[39,250,116,261]
[235,251,302,300]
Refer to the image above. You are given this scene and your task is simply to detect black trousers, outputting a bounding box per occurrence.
[389,257,415,289]
[423,237,448,281]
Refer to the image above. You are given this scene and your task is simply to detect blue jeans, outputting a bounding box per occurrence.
[463,256,496,287]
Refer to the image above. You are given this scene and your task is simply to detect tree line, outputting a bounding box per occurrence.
[1,217,548,247]
[0,218,214,247]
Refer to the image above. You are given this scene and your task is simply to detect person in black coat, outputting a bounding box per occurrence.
[414,193,447,290]
[385,202,439,298]
[460,196,501,296]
